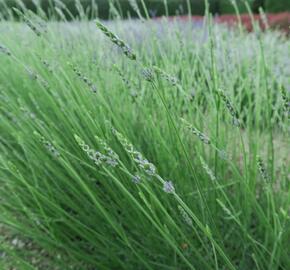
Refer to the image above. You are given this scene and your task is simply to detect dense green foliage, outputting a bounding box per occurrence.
[218,0,252,13]
[0,5,290,270]
[265,0,290,13]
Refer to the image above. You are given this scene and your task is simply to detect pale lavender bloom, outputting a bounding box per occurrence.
[139,160,156,176]
[163,181,175,194]
[144,163,156,175]
[132,175,141,184]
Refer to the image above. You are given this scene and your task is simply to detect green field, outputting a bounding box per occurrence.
[0,5,290,270]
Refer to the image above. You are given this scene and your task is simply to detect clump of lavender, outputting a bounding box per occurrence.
[74,135,118,167]
[34,132,60,158]
[69,63,97,93]
[178,205,193,227]
[181,118,211,144]
[200,157,216,181]
[163,181,175,194]
[111,127,177,194]
[217,89,240,127]
[0,44,11,56]
[96,20,136,61]
[112,127,156,176]
[257,156,270,182]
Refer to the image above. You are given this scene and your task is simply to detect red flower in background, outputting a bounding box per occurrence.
[160,13,290,34]
[215,12,290,33]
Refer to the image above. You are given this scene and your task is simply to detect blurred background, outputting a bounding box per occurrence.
[1,0,289,19]
[0,0,289,33]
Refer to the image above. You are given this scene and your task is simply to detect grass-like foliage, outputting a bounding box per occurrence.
[0,3,289,270]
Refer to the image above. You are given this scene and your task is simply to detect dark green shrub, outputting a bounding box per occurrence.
[252,0,265,13]
[265,0,290,12]
[218,0,254,14]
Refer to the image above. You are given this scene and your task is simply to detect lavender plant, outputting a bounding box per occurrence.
[0,2,289,270]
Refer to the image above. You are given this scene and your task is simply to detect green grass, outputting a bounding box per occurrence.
[0,5,289,270]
